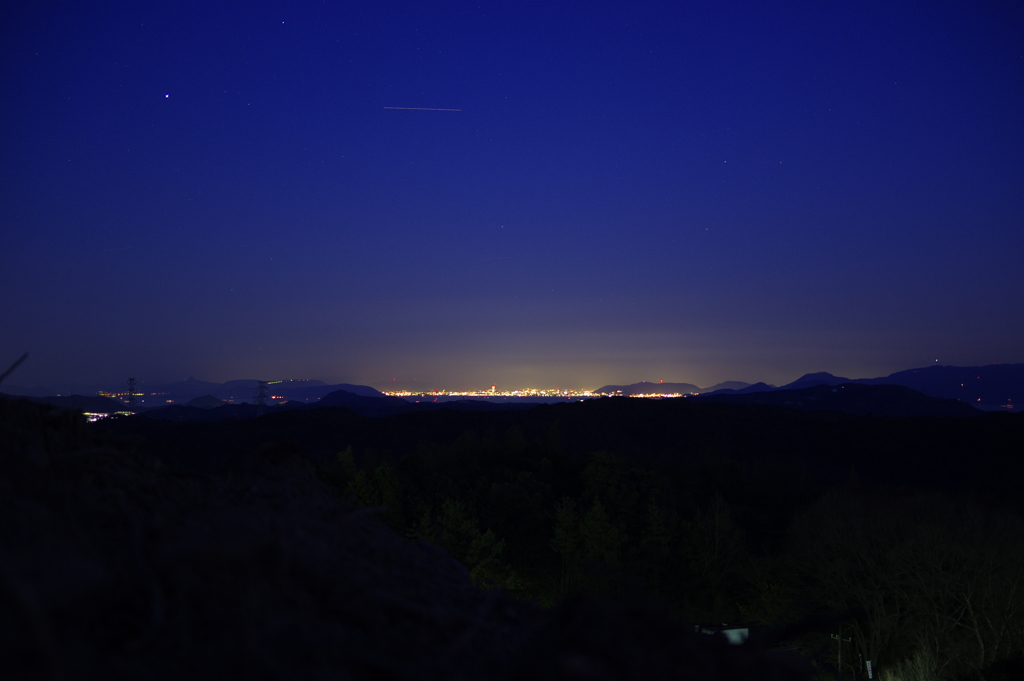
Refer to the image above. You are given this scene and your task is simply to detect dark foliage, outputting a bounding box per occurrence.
[4,395,826,680]
[80,397,1024,678]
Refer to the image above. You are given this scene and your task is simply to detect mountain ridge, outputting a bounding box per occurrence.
[5,364,1022,412]
[703,364,1023,411]
[693,382,981,418]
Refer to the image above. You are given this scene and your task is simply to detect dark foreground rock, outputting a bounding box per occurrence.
[1,397,810,680]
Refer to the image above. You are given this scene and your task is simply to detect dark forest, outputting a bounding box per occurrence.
[48,396,1022,680]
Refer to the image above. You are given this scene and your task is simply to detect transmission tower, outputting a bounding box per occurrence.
[127,377,137,409]
[255,380,269,417]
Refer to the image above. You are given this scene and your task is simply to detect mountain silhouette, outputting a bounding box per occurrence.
[594,381,701,395]
[781,372,852,390]
[694,382,980,418]
[5,394,128,414]
[185,395,226,409]
[316,389,412,416]
[704,382,777,395]
[700,381,751,392]
[860,364,1024,407]
[697,364,1022,411]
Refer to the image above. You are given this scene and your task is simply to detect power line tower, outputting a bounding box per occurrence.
[127,377,137,410]
[254,380,269,417]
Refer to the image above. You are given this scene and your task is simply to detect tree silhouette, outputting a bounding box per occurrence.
[785,487,1024,680]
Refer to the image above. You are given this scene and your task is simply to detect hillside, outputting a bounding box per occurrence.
[97,394,1024,513]
[1,395,817,680]
[726,364,1024,411]
[593,381,701,395]
[693,383,981,418]
[88,393,1024,679]
[860,364,1024,407]
[316,388,413,415]
[0,393,129,414]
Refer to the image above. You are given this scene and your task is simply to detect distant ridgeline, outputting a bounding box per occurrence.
[1,378,384,410]
[593,380,753,395]
[3,364,1022,421]
[692,383,980,418]
[699,364,1024,412]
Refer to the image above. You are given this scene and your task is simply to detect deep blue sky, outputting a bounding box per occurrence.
[3,1,1022,390]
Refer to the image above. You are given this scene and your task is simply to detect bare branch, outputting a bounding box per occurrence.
[0,352,28,387]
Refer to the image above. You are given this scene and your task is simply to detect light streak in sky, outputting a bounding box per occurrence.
[384,107,461,111]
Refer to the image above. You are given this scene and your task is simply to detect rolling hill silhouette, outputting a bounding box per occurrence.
[703,364,1023,411]
[693,382,980,418]
[1,394,129,414]
[594,381,702,395]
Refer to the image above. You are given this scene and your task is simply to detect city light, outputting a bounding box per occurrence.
[382,387,691,399]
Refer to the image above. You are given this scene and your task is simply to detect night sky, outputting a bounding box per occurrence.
[3,2,1022,391]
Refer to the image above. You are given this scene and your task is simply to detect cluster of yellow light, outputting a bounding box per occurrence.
[382,388,695,399]
[626,392,692,399]
[83,411,135,422]
[384,387,598,398]
[98,390,170,401]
